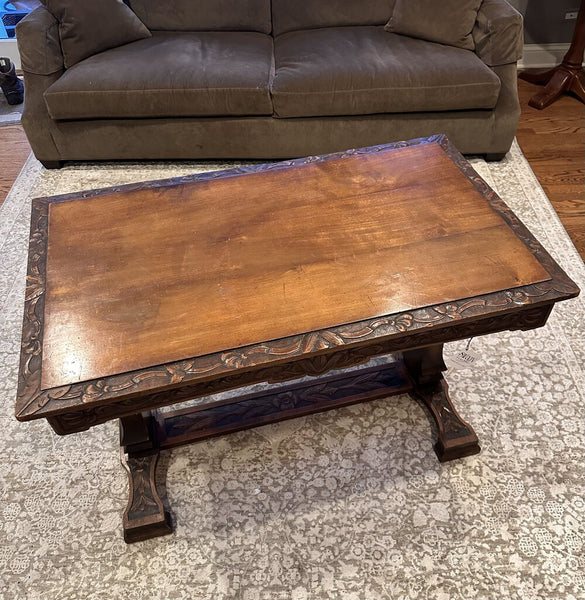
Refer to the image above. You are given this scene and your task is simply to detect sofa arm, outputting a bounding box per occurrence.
[472,0,523,67]
[16,6,64,75]
[15,6,64,165]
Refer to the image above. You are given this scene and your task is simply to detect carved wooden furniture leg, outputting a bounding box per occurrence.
[120,412,172,543]
[403,345,480,462]
[519,0,585,109]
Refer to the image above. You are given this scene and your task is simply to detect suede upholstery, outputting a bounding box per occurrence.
[272,27,500,118]
[473,0,524,66]
[44,32,274,119]
[16,0,524,166]
[39,0,151,68]
[127,0,271,34]
[42,66,520,161]
[385,0,482,51]
[271,0,394,36]
[16,6,63,75]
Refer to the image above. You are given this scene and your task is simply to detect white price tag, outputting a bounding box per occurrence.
[445,348,481,371]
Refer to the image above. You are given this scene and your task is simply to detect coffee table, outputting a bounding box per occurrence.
[15,135,579,543]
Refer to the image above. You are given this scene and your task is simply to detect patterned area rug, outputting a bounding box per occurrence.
[0,142,583,600]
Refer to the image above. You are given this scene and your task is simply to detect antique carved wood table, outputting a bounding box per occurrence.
[15,135,579,543]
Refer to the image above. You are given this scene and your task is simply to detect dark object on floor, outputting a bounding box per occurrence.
[519,0,585,109]
[0,56,24,104]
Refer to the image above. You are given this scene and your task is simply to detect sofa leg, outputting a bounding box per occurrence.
[484,152,507,162]
[40,159,63,169]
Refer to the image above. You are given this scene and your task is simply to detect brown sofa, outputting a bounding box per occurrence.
[16,0,523,168]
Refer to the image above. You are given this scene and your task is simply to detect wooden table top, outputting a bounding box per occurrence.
[41,141,549,389]
[16,135,579,428]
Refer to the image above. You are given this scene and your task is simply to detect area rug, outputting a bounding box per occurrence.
[0,141,583,600]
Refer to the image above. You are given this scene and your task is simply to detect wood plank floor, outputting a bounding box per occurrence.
[0,122,30,203]
[516,78,585,261]
[0,78,583,260]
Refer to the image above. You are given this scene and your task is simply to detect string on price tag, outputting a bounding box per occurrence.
[445,338,481,371]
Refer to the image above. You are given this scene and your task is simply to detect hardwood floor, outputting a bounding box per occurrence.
[516,78,585,261]
[0,123,30,203]
[0,77,583,260]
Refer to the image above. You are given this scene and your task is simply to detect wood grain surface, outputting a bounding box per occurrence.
[1,82,582,263]
[40,142,550,389]
[0,80,583,260]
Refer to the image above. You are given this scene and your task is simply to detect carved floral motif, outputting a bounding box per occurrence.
[16,135,580,432]
[125,455,162,520]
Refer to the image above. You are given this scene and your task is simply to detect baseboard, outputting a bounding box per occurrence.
[0,39,20,69]
[518,43,578,70]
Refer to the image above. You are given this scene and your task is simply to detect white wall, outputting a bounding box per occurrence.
[0,39,20,69]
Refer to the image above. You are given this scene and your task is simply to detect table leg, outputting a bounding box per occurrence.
[520,66,585,110]
[403,345,480,462]
[120,412,172,543]
[519,0,585,109]
[117,350,477,541]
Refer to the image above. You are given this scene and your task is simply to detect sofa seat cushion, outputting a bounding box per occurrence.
[44,32,274,120]
[272,26,501,118]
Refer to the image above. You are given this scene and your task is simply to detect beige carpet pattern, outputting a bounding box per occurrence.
[0,141,584,600]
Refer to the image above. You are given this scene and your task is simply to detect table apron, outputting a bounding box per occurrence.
[44,302,554,435]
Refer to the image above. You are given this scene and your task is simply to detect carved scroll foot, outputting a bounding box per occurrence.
[403,345,480,462]
[412,379,480,462]
[122,452,173,543]
[120,413,172,543]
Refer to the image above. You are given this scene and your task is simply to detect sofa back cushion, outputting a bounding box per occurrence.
[39,0,151,69]
[128,0,271,34]
[385,0,482,51]
[272,0,394,36]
